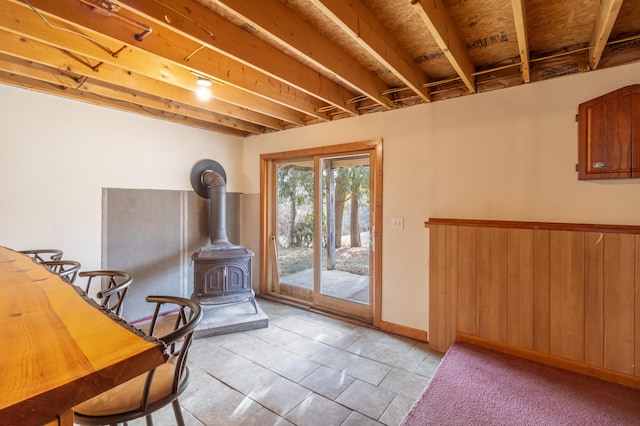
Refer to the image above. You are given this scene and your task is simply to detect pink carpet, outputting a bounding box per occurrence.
[401,341,640,425]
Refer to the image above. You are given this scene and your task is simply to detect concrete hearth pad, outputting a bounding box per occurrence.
[194,299,268,339]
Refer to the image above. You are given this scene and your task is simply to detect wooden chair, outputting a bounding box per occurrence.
[78,270,133,317]
[41,260,81,284]
[74,295,203,426]
[18,249,63,263]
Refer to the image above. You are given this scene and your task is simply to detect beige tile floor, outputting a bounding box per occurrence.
[122,298,443,426]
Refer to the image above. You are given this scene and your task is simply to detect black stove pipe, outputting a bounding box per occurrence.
[202,170,229,245]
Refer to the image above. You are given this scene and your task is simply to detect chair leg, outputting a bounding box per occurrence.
[172,399,186,426]
[145,414,153,426]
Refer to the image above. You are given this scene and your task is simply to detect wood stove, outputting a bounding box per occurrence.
[190,159,257,313]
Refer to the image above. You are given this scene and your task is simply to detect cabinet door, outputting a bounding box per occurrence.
[578,86,633,180]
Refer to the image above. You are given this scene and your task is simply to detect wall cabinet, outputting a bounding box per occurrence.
[578,84,640,180]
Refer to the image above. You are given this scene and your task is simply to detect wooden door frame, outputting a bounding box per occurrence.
[260,138,383,326]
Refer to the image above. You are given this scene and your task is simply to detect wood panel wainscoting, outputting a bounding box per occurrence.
[425,218,640,389]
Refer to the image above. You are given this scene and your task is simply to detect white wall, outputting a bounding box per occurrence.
[429,63,640,225]
[243,61,640,332]
[2,60,639,335]
[0,84,242,272]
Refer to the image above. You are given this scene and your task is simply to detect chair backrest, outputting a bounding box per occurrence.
[73,295,202,426]
[19,249,63,263]
[140,296,203,412]
[41,260,81,284]
[78,270,133,317]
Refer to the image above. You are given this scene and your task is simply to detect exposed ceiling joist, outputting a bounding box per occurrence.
[0,69,247,135]
[510,0,530,83]
[6,0,305,129]
[0,43,267,136]
[214,0,394,110]
[411,0,476,93]
[29,0,331,123]
[0,29,283,133]
[309,0,430,103]
[113,0,360,117]
[3,63,265,136]
[0,0,638,137]
[589,0,624,70]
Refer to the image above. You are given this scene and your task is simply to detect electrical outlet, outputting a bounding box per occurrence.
[391,216,404,230]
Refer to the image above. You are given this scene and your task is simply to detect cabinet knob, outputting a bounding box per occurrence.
[592,162,608,169]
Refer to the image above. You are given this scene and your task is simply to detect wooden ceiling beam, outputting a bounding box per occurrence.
[510,0,530,83]
[0,70,247,135]
[18,0,330,122]
[411,0,476,93]
[589,0,623,70]
[0,53,78,87]
[0,30,282,131]
[0,30,283,132]
[76,78,265,135]
[113,0,359,116]
[3,0,304,127]
[309,0,430,102]
[214,0,393,109]
[0,52,264,134]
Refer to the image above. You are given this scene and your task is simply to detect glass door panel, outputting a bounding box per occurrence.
[274,160,315,302]
[318,155,371,314]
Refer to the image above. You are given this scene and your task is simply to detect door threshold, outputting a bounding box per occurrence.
[258,293,374,328]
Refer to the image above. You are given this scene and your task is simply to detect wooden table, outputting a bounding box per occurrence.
[0,247,167,425]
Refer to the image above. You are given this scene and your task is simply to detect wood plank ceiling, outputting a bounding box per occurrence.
[1,0,639,137]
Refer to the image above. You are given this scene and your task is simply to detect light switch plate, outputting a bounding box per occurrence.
[391,216,404,230]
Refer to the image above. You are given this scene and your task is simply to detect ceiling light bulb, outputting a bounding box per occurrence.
[196,86,211,100]
[196,77,212,87]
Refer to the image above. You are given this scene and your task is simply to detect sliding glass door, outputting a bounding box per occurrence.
[261,140,382,323]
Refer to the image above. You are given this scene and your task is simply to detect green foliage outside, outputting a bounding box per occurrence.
[290,213,314,248]
[276,160,370,277]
